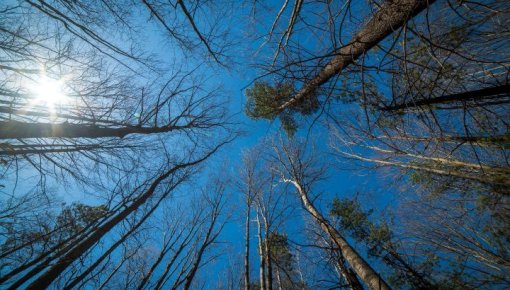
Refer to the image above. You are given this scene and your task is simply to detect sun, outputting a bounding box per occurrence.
[28,75,69,110]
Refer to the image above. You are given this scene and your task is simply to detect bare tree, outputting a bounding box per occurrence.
[0,137,231,289]
[397,190,510,288]
[238,147,266,290]
[270,138,391,290]
[245,0,436,127]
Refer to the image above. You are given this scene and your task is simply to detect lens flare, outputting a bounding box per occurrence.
[28,75,68,110]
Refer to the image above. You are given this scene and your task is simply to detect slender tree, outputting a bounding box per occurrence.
[271,139,391,290]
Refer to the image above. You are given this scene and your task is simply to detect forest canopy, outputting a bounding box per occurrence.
[0,0,509,289]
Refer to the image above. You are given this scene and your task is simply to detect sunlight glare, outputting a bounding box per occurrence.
[28,75,69,110]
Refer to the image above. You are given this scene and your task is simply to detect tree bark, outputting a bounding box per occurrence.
[275,266,283,290]
[153,226,198,290]
[264,231,273,290]
[382,84,510,112]
[386,248,434,289]
[244,203,251,290]
[0,106,122,125]
[0,212,110,285]
[277,0,435,112]
[0,120,191,139]
[375,133,510,147]
[256,212,267,290]
[286,179,391,290]
[328,244,364,290]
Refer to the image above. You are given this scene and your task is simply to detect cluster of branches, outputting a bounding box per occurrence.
[237,145,306,290]
[0,0,234,288]
[234,139,394,290]
[1,171,229,289]
[237,136,508,289]
[243,1,509,288]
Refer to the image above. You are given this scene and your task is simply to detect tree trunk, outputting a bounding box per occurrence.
[153,227,197,290]
[0,106,122,125]
[244,204,251,290]
[16,178,178,290]
[182,214,220,290]
[382,84,510,112]
[286,179,391,290]
[375,133,510,148]
[275,266,283,290]
[329,243,363,290]
[277,0,435,112]
[264,232,273,290]
[386,248,434,289]
[97,248,136,290]
[0,120,190,139]
[256,212,266,290]
[0,214,106,284]
[260,211,273,290]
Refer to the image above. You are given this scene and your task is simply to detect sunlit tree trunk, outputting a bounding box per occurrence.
[244,203,251,290]
[284,179,391,290]
[263,222,273,290]
[275,266,283,290]
[374,134,510,148]
[256,211,267,290]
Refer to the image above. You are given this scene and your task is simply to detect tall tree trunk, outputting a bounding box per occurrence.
[153,226,198,290]
[136,240,172,290]
[264,229,273,290]
[365,144,510,176]
[182,211,221,290]
[244,204,251,290]
[277,0,435,112]
[97,248,137,290]
[375,133,510,148]
[0,120,191,139]
[0,144,108,156]
[386,248,434,289]
[260,210,273,290]
[256,211,266,290]
[0,106,122,125]
[15,178,179,290]
[382,84,510,112]
[329,242,364,290]
[275,266,283,290]
[285,179,391,290]
[0,213,107,284]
